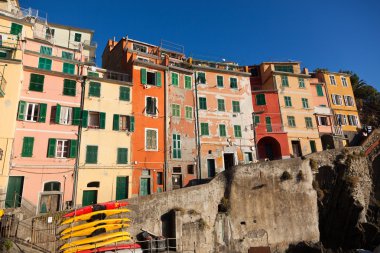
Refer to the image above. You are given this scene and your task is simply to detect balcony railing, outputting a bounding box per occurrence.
[255,123,285,133]
[83,40,98,48]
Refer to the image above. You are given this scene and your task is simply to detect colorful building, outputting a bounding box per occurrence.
[314,71,360,146]
[75,67,133,206]
[191,59,255,178]
[248,65,290,160]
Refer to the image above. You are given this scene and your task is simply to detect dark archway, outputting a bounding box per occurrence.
[321,134,335,150]
[257,136,282,160]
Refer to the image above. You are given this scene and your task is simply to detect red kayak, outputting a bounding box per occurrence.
[76,243,141,253]
[64,201,128,218]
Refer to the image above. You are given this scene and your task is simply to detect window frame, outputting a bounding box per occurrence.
[230,77,238,89]
[287,116,296,127]
[171,72,179,86]
[63,79,76,96]
[56,139,69,158]
[341,76,348,87]
[217,75,224,88]
[25,103,40,122]
[329,75,336,85]
[38,57,52,70]
[145,128,158,151]
[217,99,225,112]
[200,122,209,136]
[171,104,180,117]
[63,63,75,74]
[74,33,82,42]
[185,106,193,119]
[281,75,289,87]
[145,96,158,116]
[199,97,207,110]
[172,134,181,159]
[234,125,242,138]
[219,124,226,137]
[232,101,240,113]
[117,148,128,164]
[305,117,313,128]
[284,96,292,107]
[197,72,206,84]
[302,98,309,109]
[184,75,192,89]
[298,78,305,88]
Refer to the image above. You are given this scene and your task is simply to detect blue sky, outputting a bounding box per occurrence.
[20,0,380,91]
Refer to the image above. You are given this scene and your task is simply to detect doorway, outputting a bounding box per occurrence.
[82,190,98,206]
[5,176,24,208]
[40,194,61,213]
[223,153,235,171]
[172,174,182,190]
[207,159,216,178]
[140,178,151,196]
[116,176,129,200]
[291,140,302,157]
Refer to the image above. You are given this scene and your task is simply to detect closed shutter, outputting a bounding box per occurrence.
[29,74,44,92]
[38,103,47,122]
[86,146,98,164]
[129,116,135,132]
[113,114,120,131]
[331,95,336,105]
[141,68,147,84]
[117,148,128,164]
[316,85,324,96]
[47,138,56,158]
[89,82,101,97]
[155,72,162,86]
[116,177,129,200]
[17,101,26,120]
[99,112,106,129]
[10,23,23,36]
[72,107,81,125]
[119,86,130,101]
[55,104,61,124]
[82,110,88,128]
[69,140,77,158]
[21,137,34,157]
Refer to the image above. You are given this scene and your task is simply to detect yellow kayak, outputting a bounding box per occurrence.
[60,218,130,235]
[60,224,130,240]
[60,231,130,250]
[61,209,130,225]
[62,235,131,253]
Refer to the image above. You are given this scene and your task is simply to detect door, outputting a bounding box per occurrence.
[310,140,317,153]
[140,178,151,196]
[116,176,129,200]
[207,159,216,178]
[223,153,235,171]
[5,176,24,208]
[265,117,272,132]
[291,141,302,157]
[172,174,183,190]
[39,194,61,213]
[82,190,97,206]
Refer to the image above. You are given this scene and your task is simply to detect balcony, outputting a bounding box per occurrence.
[87,68,131,83]
[253,105,268,113]
[83,40,98,49]
[314,106,332,115]
[33,30,54,44]
[0,73,6,97]
[255,123,285,134]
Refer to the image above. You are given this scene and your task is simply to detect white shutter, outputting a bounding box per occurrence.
[332,94,336,105]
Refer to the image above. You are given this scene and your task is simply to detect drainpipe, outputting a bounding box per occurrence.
[164,64,168,192]
[193,72,202,183]
[72,76,87,207]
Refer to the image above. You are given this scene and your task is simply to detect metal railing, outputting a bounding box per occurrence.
[255,123,285,133]
[83,40,98,48]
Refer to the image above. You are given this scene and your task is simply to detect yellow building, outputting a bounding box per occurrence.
[315,71,360,145]
[0,14,33,205]
[75,67,133,207]
[260,62,322,157]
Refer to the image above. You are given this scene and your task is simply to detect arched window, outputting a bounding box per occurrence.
[44,181,61,191]
[87,181,100,188]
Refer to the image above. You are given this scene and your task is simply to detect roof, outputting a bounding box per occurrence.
[49,22,94,34]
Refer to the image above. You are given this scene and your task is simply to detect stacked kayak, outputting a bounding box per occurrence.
[58,201,141,253]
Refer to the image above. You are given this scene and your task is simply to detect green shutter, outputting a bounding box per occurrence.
[129,116,135,132]
[116,177,128,200]
[47,138,56,158]
[156,72,162,86]
[82,110,88,128]
[10,23,23,36]
[89,82,101,97]
[40,46,52,56]
[63,63,75,74]
[55,104,61,124]
[69,140,77,158]
[316,85,324,96]
[113,114,120,131]
[119,86,130,101]
[141,68,147,84]
[38,103,47,122]
[86,146,98,164]
[99,112,106,129]
[72,107,81,125]
[21,137,34,157]
[38,58,52,70]
[17,101,26,120]
[63,79,76,96]
[117,148,128,164]
[29,74,45,92]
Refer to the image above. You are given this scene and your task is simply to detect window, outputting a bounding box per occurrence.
[217,76,224,87]
[145,129,158,151]
[117,148,128,164]
[40,46,52,56]
[185,106,193,119]
[217,99,225,111]
[86,145,98,164]
[45,27,55,39]
[250,66,259,76]
[21,137,34,157]
[184,75,192,89]
[89,82,101,97]
[119,86,130,101]
[88,71,99,77]
[187,165,194,174]
[348,115,358,126]
[256,94,266,105]
[140,69,161,86]
[199,97,207,110]
[310,140,317,153]
[284,96,292,107]
[316,84,324,96]
[133,44,147,53]
[305,117,313,128]
[197,72,206,84]
[63,63,75,74]
[146,97,158,116]
[173,134,181,159]
[10,23,23,36]
[171,72,179,86]
[17,101,46,123]
[234,125,242,138]
[335,114,347,125]
[302,98,309,109]
[253,115,260,124]
[344,95,354,106]
[173,167,181,173]
[232,101,240,113]
[331,94,342,105]
[219,124,226,137]
[87,181,100,187]
[298,78,305,88]
[329,75,336,85]
[274,65,293,73]
[157,172,163,185]
[200,123,209,136]
[25,103,40,122]
[58,106,73,125]
[230,77,238,89]
[38,58,52,70]
[63,79,76,96]
[62,51,73,60]
[84,111,105,129]
[265,116,272,132]
[318,116,329,126]
[281,76,289,87]
[113,114,134,132]
[288,116,296,127]
[29,74,45,92]
[56,140,69,158]
[172,104,180,117]
[74,33,82,42]
[44,182,60,191]
[341,77,348,87]
[244,152,253,163]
